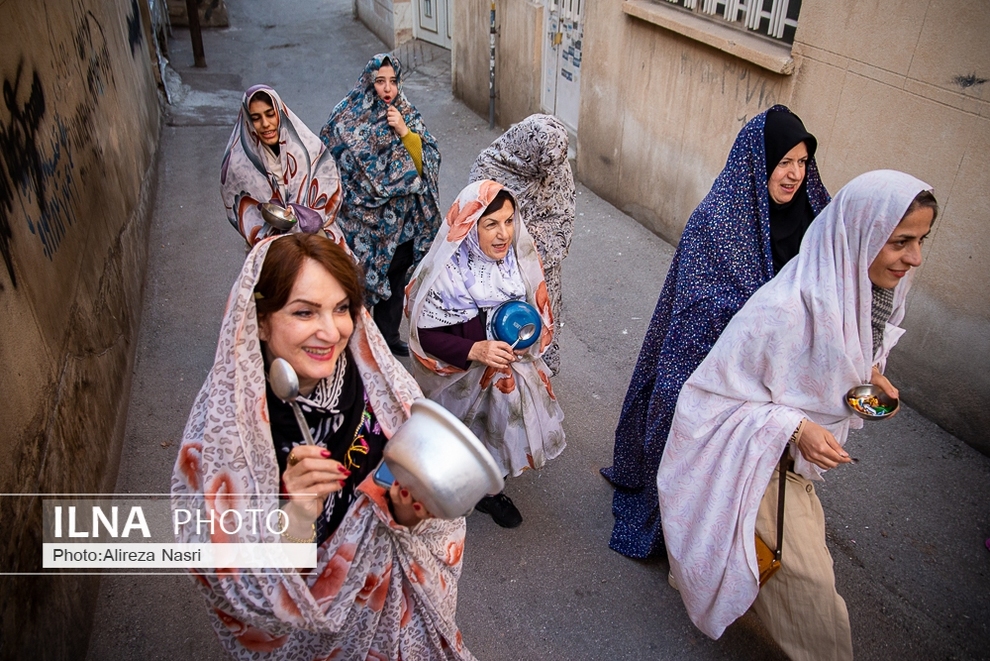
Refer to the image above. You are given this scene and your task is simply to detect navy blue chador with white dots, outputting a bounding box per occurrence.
[600,105,831,559]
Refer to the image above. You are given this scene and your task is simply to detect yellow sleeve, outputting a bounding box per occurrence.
[400,131,423,176]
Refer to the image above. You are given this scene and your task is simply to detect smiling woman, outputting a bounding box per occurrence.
[171,233,477,660]
[659,171,938,659]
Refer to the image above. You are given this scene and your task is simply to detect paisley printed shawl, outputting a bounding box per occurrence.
[171,236,475,660]
[604,105,831,491]
[659,170,931,639]
[220,85,344,246]
[468,113,575,270]
[404,180,565,478]
[320,54,442,305]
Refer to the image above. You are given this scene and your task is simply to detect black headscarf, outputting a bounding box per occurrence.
[764,110,818,273]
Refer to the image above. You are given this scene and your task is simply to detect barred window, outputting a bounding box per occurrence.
[661,0,801,44]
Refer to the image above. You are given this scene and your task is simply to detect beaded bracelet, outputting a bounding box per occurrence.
[788,418,806,445]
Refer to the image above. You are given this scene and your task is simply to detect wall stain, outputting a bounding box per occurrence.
[952,73,987,89]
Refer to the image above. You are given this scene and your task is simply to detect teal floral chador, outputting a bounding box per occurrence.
[321,54,442,306]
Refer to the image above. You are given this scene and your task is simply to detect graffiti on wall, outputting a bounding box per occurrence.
[678,53,783,123]
[127,0,144,56]
[0,2,135,289]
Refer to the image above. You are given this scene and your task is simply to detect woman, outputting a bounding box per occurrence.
[405,180,565,528]
[171,234,475,660]
[321,54,442,357]
[660,171,936,659]
[600,106,830,559]
[469,113,575,375]
[221,85,343,246]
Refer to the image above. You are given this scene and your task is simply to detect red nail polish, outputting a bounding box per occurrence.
[400,489,409,498]
[413,503,421,510]
[320,450,331,458]
[341,468,351,475]
[339,480,347,487]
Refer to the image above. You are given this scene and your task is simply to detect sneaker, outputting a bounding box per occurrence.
[475,492,522,528]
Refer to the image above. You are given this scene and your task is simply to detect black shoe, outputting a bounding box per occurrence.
[475,492,522,528]
[387,340,409,357]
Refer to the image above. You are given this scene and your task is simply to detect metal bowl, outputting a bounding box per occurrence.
[845,384,899,421]
[383,398,504,519]
[260,203,297,231]
[489,300,542,349]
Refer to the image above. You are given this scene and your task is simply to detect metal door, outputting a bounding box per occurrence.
[541,0,583,132]
[415,0,451,49]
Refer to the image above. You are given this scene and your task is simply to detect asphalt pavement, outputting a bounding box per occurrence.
[84,1,990,659]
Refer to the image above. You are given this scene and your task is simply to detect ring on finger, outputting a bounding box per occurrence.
[288,451,300,467]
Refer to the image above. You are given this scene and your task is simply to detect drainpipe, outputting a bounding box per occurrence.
[489,0,495,129]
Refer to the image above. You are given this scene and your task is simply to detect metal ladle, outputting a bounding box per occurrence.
[509,323,537,350]
[269,358,315,445]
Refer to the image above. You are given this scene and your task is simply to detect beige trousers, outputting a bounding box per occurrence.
[752,468,854,661]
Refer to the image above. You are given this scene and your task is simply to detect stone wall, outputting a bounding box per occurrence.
[451,0,990,454]
[0,0,160,657]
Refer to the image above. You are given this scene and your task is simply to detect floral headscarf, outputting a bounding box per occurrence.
[320,54,442,305]
[171,236,475,660]
[405,181,564,478]
[221,85,343,246]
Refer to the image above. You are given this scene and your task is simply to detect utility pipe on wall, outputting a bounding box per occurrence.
[489,0,495,129]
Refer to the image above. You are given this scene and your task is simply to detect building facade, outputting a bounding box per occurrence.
[453,0,990,454]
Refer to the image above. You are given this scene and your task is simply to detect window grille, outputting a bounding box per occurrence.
[662,0,801,44]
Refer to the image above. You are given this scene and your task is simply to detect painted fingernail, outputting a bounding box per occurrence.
[341,468,351,475]
[320,450,331,458]
[400,489,409,498]
[413,503,422,511]
[339,480,347,487]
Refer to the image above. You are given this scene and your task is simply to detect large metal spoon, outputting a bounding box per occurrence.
[509,323,537,350]
[269,358,315,445]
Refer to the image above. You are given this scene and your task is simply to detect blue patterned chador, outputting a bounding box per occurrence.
[600,105,831,559]
[320,54,442,307]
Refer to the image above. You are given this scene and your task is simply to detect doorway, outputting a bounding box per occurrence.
[414,0,451,49]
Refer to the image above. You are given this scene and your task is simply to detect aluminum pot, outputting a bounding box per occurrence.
[383,398,504,519]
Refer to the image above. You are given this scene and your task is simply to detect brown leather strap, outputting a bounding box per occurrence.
[774,453,789,562]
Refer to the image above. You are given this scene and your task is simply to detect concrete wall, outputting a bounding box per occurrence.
[355,0,413,49]
[0,0,160,657]
[452,0,990,454]
[452,0,543,127]
[785,2,990,453]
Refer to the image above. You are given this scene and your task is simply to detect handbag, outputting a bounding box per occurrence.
[755,453,789,587]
